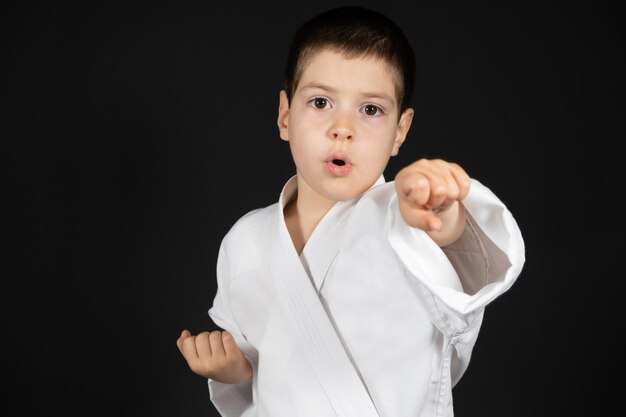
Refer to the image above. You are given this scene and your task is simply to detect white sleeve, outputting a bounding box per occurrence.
[207,241,258,417]
[387,178,525,384]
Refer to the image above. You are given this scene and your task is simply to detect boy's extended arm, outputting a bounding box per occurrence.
[394,158,470,247]
[389,171,525,386]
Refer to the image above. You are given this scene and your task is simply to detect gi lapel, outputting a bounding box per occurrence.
[299,174,387,292]
[270,179,381,417]
[298,204,347,292]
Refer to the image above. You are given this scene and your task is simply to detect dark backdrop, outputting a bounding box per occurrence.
[3,0,623,416]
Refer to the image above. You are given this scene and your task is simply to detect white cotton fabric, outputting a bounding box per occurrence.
[207,175,525,417]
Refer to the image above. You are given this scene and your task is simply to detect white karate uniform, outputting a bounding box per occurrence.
[207,175,525,417]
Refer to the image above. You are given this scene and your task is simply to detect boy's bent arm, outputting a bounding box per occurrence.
[177,329,252,384]
[207,240,258,415]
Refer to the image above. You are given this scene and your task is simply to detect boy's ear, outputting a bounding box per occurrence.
[391,108,414,156]
[277,90,290,141]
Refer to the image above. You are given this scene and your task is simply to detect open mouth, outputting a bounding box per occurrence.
[326,156,352,176]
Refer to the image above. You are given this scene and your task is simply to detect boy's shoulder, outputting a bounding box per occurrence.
[360,179,395,203]
[351,180,397,216]
[223,202,279,243]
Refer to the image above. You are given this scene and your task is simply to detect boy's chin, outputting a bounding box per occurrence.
[297,172,378,202]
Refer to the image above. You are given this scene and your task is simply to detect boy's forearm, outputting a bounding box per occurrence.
[426,201,467,247]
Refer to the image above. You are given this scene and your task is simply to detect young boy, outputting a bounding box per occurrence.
[177,6,524,417]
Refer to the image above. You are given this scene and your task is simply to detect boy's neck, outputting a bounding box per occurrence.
[283,175,337,255]
[292,174,337,220]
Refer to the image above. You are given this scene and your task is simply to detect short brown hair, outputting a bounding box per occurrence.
[283,6,415,114]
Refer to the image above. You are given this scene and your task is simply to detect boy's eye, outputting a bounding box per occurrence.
[308,97,330,109]
[363,104,383,116]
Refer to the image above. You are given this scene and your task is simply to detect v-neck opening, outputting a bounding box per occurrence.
[278,175,386,255]
[278,174,386,290]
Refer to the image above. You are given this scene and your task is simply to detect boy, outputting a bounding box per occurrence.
[177,6,524,417]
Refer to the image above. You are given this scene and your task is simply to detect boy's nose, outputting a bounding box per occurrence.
[331,129,353,141]
[329,117,354,141]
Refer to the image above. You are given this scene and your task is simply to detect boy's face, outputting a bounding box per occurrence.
[278,49,414,202]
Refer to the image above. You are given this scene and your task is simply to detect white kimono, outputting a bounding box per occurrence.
[207,175,525,417]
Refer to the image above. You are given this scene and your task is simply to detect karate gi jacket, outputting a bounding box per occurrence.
[207,175,525,417]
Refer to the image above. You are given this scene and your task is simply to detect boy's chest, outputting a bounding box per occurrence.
[228,232,431,351]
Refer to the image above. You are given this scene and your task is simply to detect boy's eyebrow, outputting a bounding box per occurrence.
[300,82,395,105]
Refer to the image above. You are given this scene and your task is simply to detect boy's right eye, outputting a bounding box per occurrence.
[308,97,331,110]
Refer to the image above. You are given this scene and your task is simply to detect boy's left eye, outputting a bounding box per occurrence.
[362,104,383,116]
[308,97,330,109]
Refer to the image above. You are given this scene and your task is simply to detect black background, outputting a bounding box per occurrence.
[3,0,623,416]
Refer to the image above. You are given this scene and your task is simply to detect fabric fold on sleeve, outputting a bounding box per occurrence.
[388,178,525,329]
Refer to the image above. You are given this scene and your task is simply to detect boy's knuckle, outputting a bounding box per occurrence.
[433,185,446,195]
[415,178,428,190]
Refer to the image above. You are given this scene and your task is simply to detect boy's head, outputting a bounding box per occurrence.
[283,6,415,114]
[277,7,416,203]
